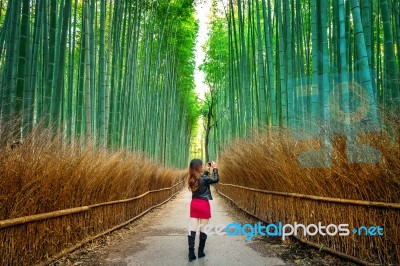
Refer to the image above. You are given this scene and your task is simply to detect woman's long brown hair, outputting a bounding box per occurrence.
[188,159,202,192]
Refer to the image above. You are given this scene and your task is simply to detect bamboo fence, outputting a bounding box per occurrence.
[0,180,185,265]
[216,182,400,265]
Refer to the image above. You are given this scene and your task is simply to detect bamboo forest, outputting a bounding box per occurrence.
[0,0,399,265]
[0,0,198,167]
[203,0,400,159]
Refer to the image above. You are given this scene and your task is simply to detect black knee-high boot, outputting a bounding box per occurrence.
[188,230,197,261]
[198,231,207,258]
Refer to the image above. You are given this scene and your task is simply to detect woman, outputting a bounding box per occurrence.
[187,158,219,262]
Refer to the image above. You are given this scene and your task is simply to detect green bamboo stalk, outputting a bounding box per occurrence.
[350,0,378,120]
[98,0,106,145]
[380,0,398,106]
[261,0,276,128]
[51,0,72,126]
[254,0,266,126]
[84,0,92,138]
[16,0,31,136]
[237,0,252,134]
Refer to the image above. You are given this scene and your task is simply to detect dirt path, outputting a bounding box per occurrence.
[55,186,353,266]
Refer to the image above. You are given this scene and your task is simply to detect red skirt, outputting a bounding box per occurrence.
[190,198,211,219]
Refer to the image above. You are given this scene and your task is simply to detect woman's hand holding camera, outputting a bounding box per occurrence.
[206,161,218,172]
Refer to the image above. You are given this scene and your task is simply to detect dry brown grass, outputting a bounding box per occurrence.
[0,127,186,265]
[217,115,400,265]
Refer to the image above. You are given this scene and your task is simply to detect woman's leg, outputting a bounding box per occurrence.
[190,218,199,232]
[199,219,209,232]
[188,218,199,261]
[198,219,209,258]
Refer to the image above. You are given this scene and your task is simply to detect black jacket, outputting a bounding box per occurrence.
[192,168,219,200]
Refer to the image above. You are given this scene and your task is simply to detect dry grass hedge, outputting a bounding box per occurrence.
[0,128,186,265]
[216,117,400,265]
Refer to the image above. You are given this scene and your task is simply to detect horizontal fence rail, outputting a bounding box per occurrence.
[217,182,400,265]
[0,181,184,229]
[218,182,400,209]
[0,180,185,266]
